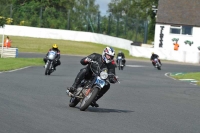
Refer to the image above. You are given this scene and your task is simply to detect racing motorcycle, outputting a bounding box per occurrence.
[44,50,57,75]
[153,58,162,70]
[117,56,124,70]
[66,61,119,111]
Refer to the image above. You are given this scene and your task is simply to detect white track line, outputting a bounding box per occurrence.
[165,72,198,86]
[126,65,147,67]
[0,66,31,73]
[165,72,177,80]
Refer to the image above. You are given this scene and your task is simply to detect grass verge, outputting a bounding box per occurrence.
[171,72,200,85]
[0,58,43,71]
[9,36,149,60]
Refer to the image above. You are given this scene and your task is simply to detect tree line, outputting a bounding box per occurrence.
[0,0,158,43]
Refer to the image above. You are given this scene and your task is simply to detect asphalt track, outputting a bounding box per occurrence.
[0,53,200,133]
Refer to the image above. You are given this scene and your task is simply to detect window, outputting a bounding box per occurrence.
[170,26,181,34]
[182,26,193,35]
[170,28,181,34]
[170,25,193,35]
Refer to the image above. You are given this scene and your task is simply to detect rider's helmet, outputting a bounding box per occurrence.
[119,51,122,53]
[52,44,58,51]
[102,47,115,63]
[151,52,154,55]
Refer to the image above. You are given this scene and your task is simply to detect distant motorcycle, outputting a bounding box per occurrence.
[117,56,124,70]
[66,61,119,111]
[153,58,161,70]
[44,50,57,75]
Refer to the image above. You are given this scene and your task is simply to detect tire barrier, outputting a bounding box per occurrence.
[1,48,18,58]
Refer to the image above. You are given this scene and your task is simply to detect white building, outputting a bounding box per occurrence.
[154,0,200,52]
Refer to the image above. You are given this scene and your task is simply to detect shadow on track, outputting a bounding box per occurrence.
[65,106,134,113]
[87,107,134,113]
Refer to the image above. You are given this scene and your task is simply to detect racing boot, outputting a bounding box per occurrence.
[90,101,99,107]
[90,95,103,108]
[90,96,99,107]
[90,84,110,107]
[66,77,82,95]
[66,86,76,97]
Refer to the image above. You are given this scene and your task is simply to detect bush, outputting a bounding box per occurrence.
[0,16,6,27]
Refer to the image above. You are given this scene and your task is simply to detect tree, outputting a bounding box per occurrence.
[107,0,159,42]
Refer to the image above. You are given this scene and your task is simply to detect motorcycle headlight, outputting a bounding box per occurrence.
[100,71,108,79]
[48,55,54,60]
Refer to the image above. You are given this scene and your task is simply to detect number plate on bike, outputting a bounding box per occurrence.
[118,56,122,59]
[95,77,105,88]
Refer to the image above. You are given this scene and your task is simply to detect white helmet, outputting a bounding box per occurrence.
[102,47,115,63]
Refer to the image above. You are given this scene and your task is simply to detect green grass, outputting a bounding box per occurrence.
[9,36,149,60]
[0,58,43,71]
[171,72,200,85]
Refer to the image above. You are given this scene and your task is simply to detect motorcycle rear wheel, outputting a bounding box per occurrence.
[69,97,80,107]
[79,87,99,111]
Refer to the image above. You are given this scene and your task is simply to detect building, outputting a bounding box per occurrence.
[154,0,200,52]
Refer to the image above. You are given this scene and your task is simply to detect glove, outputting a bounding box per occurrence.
[85,57,92,63]
[109,77,117,83]
[110,78,117,83]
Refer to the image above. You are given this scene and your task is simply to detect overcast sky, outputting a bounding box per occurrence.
[95,0,111,14]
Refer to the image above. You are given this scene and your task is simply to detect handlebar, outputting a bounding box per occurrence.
[90,60,98,64]
[90,60,120,83]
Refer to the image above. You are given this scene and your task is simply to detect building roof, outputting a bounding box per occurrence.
[156,0,200,27]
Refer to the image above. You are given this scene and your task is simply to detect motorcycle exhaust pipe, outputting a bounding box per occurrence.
[66,90,74,97]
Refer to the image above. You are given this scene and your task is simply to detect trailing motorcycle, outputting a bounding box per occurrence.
[44,50,57,75]
[66,61,119,111]
[153,58,162,70]
[117,56,124,70]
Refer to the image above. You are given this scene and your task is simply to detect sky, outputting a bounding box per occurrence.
[95,0,111,15]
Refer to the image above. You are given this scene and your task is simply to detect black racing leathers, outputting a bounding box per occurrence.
[71,53,117,102]
[116,52,126,65]
[116,52,125,59]
[43,48,61,68]
[150,54,159,60]
[150,54,161,66]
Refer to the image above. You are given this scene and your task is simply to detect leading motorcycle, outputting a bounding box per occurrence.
[44,50,57,75]
[66,61,119,111]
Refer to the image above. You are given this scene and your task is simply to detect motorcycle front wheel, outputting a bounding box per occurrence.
[118,60,121,70]
[48,63,53,75]
[45,63,50,75]
[79,87,99,111]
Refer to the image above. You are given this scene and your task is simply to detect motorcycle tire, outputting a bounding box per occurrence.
[69,97,80,107]
[48,63,53,75]
[121,66,123,70]
[79,87,99,111]
[118,61,121,70]
[45,63,50,75]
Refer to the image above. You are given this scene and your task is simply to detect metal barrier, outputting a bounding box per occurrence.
[1,48,18,58]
